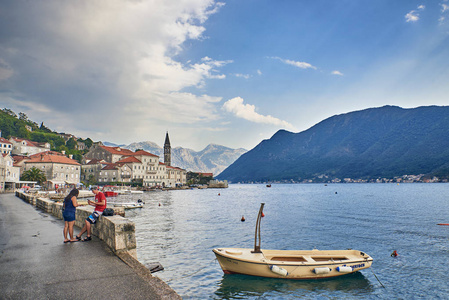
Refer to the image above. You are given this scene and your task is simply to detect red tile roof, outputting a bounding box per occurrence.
[117,156,142,164]
[166,166,185,171]
[102,164,118,170]
[25,153,80,165]
[132,150,158,157]
[0,137,12,144]
[11,137,40,147]
[99,145,135,156]
[30,151,64,158]
[86,158,104,165]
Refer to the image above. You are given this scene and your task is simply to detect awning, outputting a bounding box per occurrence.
[46,180,66,185]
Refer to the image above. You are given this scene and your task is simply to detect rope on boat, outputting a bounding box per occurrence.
[370,268,386,288]
[165,258,217,283]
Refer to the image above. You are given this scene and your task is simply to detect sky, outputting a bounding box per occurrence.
[1,0,449,151]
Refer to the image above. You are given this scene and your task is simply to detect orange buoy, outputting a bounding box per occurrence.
[218,193,220,196]
[261,212,265,217]
[241,216,245,222]
[391,250,398,257]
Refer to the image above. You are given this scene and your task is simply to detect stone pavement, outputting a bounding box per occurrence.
[0,193,181,300]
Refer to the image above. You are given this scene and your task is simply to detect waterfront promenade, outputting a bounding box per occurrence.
[0,193,180,300]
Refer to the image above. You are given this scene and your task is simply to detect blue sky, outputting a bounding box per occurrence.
[1,0,448,151]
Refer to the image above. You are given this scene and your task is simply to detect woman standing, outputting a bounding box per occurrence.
[63,188,80,243]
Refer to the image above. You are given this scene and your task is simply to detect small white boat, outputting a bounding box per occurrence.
[113,199,144,209]
[113,202,143,209]
[116,189,143,195]
[213,203,373,279]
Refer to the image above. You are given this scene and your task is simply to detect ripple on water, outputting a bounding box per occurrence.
[126,183,449,299]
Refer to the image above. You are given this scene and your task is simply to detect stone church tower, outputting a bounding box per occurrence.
[164,132,171,166]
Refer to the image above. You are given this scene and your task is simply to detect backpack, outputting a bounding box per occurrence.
[103,208,114,216]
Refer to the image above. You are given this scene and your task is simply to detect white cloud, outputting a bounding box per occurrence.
[331,70,344,76]
[405,4,425,22]
[271,57,317,70]
[222,97,295,129]
[0,0,227,142]
[405,10,420,22]
[257,69,262,75]
[235,73,251,79]
[442,4,449,12]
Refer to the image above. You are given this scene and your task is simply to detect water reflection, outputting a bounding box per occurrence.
[214,272,373,299]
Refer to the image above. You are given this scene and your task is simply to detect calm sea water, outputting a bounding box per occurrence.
[118,184,449,299]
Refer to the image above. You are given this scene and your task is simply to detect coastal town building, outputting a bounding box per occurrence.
[83,144,135,164]
[9,137,50,156]
[166,165,187,187]
[0,154,4,192]
[2,154,20,190]
[82,134,186,187]
[23,151,81,188]
[0,137,13,154]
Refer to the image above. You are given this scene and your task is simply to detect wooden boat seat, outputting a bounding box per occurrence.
[311,256,349,262]
[269,256,308,262]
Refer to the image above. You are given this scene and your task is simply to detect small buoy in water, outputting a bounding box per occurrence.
[241,216,245,222]
[158,203,161,207]
[335,192,338,194]
[218,193,220,196]
[391,250,398,257]
[261,212,265,217]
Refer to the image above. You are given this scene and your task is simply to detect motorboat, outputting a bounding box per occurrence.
[102,185,118,197]
[112,199,144,209]
[213,203,373,279]
[113,202,143,209]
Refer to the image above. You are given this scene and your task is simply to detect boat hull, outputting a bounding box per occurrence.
[213,248,373,279]
[113,203,143,209]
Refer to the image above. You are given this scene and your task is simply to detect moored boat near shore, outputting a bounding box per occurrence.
[213,248,373,279]
[213,203,373,279]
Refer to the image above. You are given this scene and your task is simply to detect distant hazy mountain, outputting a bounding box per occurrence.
[103,141,126,148]
[217,105,449,182]
[124,141,247,176]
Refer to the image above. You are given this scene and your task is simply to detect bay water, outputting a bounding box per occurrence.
[118,184,449,299]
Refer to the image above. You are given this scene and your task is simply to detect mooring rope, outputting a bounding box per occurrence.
[370,267,386,288]
[165,258,217,283]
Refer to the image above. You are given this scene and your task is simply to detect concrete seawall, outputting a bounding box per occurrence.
[12,191,181,299]
[17,191,137,258]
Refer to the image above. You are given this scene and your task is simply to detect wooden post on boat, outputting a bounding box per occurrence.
[252,203,265,253]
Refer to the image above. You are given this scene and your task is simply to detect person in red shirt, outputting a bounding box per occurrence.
[75,186,107,242]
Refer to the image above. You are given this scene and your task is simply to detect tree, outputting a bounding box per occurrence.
[83,138,93,148]
[39,122,52,133]
[2,108,17,118]
[66,138,77,150]
[21,167,47,185]
[18,112,29,121]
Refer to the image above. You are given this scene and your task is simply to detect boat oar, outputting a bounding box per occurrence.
[437,223,449,226]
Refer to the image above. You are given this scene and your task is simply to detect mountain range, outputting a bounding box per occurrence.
[104,141,247,176]
[217,105,449,183]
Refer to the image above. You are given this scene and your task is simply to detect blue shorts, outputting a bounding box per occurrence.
[86,211,100,224]
[63,210,76,222]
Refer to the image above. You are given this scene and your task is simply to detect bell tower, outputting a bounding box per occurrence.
[164,132,171,166]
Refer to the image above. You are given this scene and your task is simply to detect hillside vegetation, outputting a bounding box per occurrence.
[0,108,93,162]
